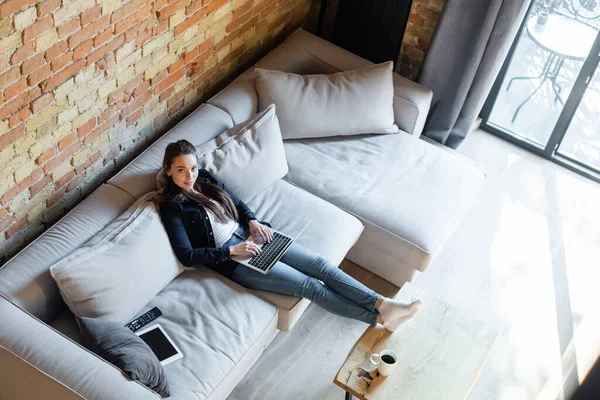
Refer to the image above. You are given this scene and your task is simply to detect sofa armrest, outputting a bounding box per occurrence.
[392,74,433,138]
[0,297,160,400]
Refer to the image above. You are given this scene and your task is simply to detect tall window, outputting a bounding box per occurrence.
[481,0,600,180]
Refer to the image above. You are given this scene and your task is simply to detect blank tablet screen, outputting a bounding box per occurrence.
[138,327,178,361]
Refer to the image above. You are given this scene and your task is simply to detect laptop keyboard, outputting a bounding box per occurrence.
[248,232,292,271]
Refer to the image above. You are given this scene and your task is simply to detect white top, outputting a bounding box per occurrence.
[205,200,239,248]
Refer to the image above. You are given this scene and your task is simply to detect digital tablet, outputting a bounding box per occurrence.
[135,324,183,366]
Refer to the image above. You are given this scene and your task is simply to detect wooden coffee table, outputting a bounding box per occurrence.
[334,282,497,400]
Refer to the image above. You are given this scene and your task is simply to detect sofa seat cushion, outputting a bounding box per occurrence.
[139,268,277,399]
[245,179,364,329]
[283,132,486,270]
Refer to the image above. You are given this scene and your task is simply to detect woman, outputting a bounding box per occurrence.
[157,140,421,331]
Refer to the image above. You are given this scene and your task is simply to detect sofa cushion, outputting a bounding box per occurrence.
[196,104,288,202]
[78,316,170,397]
[254,62,398,139]
[108,104,234,200]
[206,29,432,137]
[138,267,278,400]
[246,179,364,330]
[0,184,134,322]
[49,193,184,323]
[283,132,486,271]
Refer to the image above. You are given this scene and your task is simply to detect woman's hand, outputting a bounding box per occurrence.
[248,219,273,244]
[229,241,262,257]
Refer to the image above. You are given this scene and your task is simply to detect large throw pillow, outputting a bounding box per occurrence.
[50,193,184,323]
[254,61,399,140]
[156,104,288,203]
[78,316,170,398]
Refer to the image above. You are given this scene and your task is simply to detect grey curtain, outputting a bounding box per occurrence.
[418,0,531,148]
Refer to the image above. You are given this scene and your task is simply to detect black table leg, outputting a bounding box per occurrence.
[345,392,353,400]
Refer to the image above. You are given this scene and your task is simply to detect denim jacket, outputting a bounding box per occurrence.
[159,169,268,277]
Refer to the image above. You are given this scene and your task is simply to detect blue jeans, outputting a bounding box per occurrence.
[224,225,381,325]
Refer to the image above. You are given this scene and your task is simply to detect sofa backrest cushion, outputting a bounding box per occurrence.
[255,62,399,139]
[0,184,134,322]
[108,104,234,200]
[196,103,288,202]
[49,193,184,323]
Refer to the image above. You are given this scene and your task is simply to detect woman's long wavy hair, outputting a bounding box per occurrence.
[155,139,239,223]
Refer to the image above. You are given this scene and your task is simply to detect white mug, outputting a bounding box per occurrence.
[370,349,398,377]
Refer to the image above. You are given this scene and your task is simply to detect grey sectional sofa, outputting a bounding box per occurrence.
[0,29,485,399]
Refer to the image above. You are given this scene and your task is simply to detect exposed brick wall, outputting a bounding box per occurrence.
[0,0,312,263]
[306,0,445,80]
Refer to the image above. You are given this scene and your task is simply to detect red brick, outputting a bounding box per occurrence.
[73,39,93,60]
[45,40,69,62]
[36,147,57,165]
[84,115,118,146]
[183,48,199,64]
[75,151,100,174]
[43,141,81,174]
[174,10,206,35]
[57,17,80,39]
[133,81,150,97]
[96,53,115,71]
[47,187,66,207]
[9,108,31,128]
[77,119,96,138]
[152,19,169,36]
[159,86,174,102]
[81,4,101,26]
[23,16,53,43]
[157,0,190,19]
[233,0,252,18]
[27,64,51,87]
[114,14,135,35]
[0,124,25,152]
[36,0,61,18]
[30,174,52,196]
[5,217,27,239]
[11,42,36,65]
[154,68,184,93]
[0,0,37,18]
[126,108,142,126]
[0,215,13,232]
[21,53,46,75]
[152,0,169,13]
[66,173,85,192]
[94,27,113,48]
[0,87,41,120]
[134,3,153,22]
[87,34,125,66]
[51,51,73,72]
[1,169,42,204]
[215,29,240,51]
[31,93,53,114]
[54,170,75,190]
[206,0,228,14]
[110,0,145,23]
[68,15,110,49]
[135,27,152,47]
[168,58,183,74]
[59,132,78,150]
[168,99,183,116]
[0,207,5,220]
[241,15,258,32]
[98,105,116,124]
[4,78,28,101]
[0,67,20,91]
[408,14,424,26]
[40,59,85,92]
[186,0,202,13]
[226,18,241,33]
[122,90,151,116]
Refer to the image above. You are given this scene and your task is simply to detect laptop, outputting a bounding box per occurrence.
[232,220,311,274]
